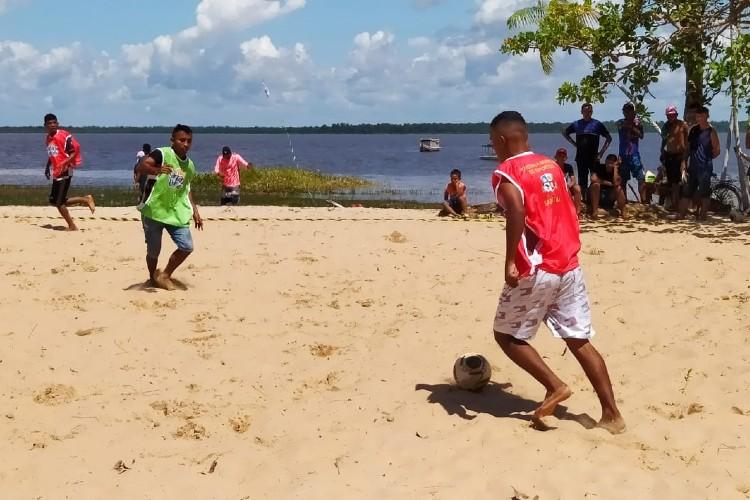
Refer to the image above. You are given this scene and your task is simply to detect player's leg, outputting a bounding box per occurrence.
[493,271,571,420]
[588,182,601,218]
[50,177,77,231]
[157,225,194,289]
[141,216,163,285]
[66,195,95,214]
[546,267,625,434]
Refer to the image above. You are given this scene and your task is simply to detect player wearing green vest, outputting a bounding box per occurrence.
[135,124,203,290]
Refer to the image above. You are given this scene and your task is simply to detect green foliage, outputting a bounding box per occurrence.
[190,167,374,197]
[501,0,750,115]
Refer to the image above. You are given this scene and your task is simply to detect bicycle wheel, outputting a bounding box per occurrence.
[710,182,742,214]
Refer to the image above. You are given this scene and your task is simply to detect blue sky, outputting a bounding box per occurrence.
[0,0,707,126]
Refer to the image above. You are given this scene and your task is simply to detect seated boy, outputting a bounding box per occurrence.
[441,169,468,216]
[589,154,627,218]
[554,147,583,216]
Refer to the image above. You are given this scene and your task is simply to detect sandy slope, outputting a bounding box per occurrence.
[0,205,748,500]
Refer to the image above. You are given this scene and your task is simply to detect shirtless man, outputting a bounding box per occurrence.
[660,105,689,210]
[442,169,468,216]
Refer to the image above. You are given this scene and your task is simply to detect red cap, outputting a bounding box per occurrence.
[555,147,567,157]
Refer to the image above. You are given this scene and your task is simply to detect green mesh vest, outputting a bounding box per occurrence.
[138,147,196,227]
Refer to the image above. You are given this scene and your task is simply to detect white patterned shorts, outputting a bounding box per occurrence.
[493,266,595,341]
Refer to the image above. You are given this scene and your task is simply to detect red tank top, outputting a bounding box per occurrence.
[491,151,580,277]
[46,129,82,178]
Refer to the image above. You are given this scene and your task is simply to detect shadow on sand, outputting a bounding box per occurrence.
[415,382,597,431]
[123,278,188,292]
[40,224,71,231]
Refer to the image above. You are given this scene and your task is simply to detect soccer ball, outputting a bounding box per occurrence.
[453,353,492,391]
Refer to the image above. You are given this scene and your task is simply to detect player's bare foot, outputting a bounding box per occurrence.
[597,415,626,434]
[530,415,556,431]
[86,195,96,214]
[65,225,79,231]
[534,385,572,419]
[154,272,176,291]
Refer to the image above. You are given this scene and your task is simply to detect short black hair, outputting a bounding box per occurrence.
[142,143,152,154]
[622,102,635,111]
[450,168,462,179]
[490,110,527,130]
[222,146,232,155]
[581,102,593,109]
[694,105,710,116]
[44,113,57,123]
[605,153,618,162]
[172,123,193,136]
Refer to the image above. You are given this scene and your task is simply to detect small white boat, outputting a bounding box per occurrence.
[419,138,441,152]
[480,144,497,161]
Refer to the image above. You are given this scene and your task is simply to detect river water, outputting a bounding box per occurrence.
[0,132,739,203]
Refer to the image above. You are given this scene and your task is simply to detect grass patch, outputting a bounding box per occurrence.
[0,167,438,209]
[191,167,374,197]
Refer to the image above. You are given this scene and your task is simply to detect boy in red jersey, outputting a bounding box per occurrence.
[43,113,95,231]
[490,111,625,434]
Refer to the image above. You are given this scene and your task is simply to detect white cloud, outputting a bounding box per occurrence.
[0,0,26,14]
[475,0,533,25]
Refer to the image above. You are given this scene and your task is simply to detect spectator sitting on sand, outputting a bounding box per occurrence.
[440,169,468,217]
[554,147,583,216]
[589,154,627,219]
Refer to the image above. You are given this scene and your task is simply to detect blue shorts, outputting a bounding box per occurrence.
[619,154,644,183]
[141,215,193,258]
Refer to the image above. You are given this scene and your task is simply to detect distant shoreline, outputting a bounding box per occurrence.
[0,121,741,134]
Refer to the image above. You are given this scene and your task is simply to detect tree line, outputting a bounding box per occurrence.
[0,121,739,134]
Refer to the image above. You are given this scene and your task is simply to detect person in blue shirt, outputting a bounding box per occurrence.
[616,102,646,202]
[562,103,612,201]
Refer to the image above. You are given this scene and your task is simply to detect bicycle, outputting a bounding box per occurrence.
[710,174,743,214]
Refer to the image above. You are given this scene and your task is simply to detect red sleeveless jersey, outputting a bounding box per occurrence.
[46,129,82,178]
[491,151,580,277]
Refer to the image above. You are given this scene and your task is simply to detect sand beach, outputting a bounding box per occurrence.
[0,205,748,499]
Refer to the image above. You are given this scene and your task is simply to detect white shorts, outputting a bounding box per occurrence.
[493,266,595,341]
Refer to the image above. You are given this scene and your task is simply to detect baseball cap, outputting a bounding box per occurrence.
[555,147,568,157]
[222,146,231,155]
[665,105,678,115]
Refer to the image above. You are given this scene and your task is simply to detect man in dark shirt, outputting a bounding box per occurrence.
[563,103,613,200]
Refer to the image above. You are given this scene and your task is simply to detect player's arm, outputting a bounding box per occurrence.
[444,184,450,201]
[498,181,524,288]
[214,157,224,178]
[598,126,612,159]
[137,150,171,176]
[562,124,576,148]
[44,158,51,179]
[711,128,721,159]
[612,165,622,188]
[189,190,203,230]
[634,122,644,139]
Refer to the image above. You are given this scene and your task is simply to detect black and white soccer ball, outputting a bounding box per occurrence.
[453,353,492,391]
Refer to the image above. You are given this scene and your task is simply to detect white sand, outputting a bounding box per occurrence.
[0,205,748,499]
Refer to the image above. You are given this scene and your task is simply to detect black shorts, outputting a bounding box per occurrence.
[220,186,240,206]
[663,153,683,185]
[448,197,463,214]
[49,176,72,206]
[682,170,712,199]
[599,186,615,209]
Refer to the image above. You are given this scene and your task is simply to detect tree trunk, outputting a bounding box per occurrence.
[683,56,704,125]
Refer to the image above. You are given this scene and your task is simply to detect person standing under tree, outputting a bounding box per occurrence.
[490,110,625,434]
[562,103,612,201]
[660,106,689,210]
[136,124,203,290]
[43,113,95,231]
[677,106,720,221]
[617,102,646,202]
